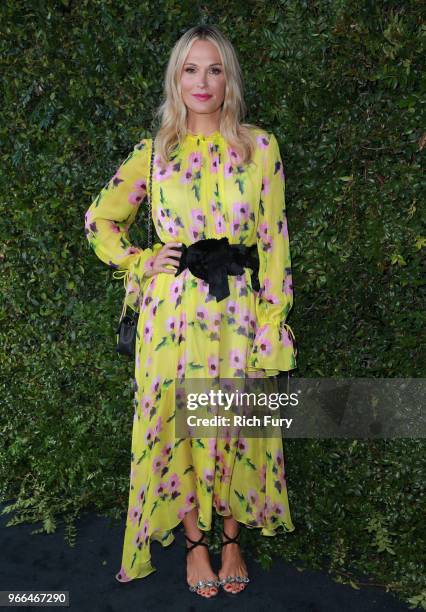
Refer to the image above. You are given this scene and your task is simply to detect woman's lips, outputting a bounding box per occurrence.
[192,94,212,101]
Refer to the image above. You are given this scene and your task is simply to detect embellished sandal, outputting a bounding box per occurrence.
[219,526,250,595]
[185,531,221,598]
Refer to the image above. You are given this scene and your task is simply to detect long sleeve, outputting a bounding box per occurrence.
[84,139,163,312]
[247,132,298,376]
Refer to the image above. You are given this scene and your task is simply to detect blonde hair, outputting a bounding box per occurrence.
[152,24,260,169]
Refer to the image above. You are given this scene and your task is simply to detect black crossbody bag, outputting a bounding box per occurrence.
[115,138,156,358]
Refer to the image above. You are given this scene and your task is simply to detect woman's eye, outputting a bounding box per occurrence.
[184,68,222,75]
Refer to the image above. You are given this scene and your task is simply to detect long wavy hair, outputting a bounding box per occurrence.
[153,25,260,169]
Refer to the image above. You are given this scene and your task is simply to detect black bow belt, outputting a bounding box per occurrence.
[173,237,260,302]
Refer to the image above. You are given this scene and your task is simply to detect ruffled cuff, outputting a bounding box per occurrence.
[113,243,163,313]
[247,321,298,376]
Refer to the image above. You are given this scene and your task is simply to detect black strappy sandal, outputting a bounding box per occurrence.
[185,531,221,598]
[219,526,250,595]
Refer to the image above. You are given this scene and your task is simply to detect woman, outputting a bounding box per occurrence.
[85,24,297,599]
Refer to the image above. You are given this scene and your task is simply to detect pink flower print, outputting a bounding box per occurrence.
[185,491,197,506]
[196,305,209,323]
[238,308,250,331]
[208,438,217,458]
[236,437,247,453]
[220,462,232,483]
[215,449,225,464]
[273,502,285,516]
[228,145,242,164]
[281,215,288,239]
[197,280,210,296]
[283,272,293,296]
[259,222,269,240]
[134,177,147,192]
[216,497,230,513]
[248,488,259,506]
[155,481,169,496]
[109,221,121,234]
[224,162,233,178]
[181,168,193,184]
[170,277,183,302]
[189,225,201,241]
[163,217,179,237]
[264,495,274,519]
[262,278,280,305]
[255,509,265,524]
[150,296,161,318]
[161,443,172,457]
[281,327,293,348]
[210,154,219,173]
[151,375,161,394]
[84,209,93,227]
[179,311,187,330]
[230,219,240,236]
[144,253,157,277]
[128,506,141,527]
[214,213,226,234]
[166,316,177,333]
[191,208,205,227]
[167,472,181,494]
[261,176,271,196]
[177,355,186,378]
[145,426,156,446]
[143,320,153,343]
[260,463,267,487]
[276,450,283,467]
[157,207,167,222]
[208,355,219,377]
[258,336,272,357]
[137,484,147,504]
[111,167,124,187]
[122,246,142,260]
[116,567,132,583]
[211,313,221,329]
[210,199,217,214]
[226,300,239,317]
[178,506,189,519]
[154,161,172,181]
[154,416,163,435]
[142,519,149,544]
[233,202,250,221]
[257,134,270,150]
[153,455,166,474]
[128,191,145,205]
[189,151,202,171]
[229,349,244,369]
[203,467,214,486]
[140,394,153,418]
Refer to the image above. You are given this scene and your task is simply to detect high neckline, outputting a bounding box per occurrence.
[186,130,221,141]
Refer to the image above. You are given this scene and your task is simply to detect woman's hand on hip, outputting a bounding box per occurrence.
[144,242,182,278]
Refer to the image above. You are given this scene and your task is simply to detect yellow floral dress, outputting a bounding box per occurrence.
[84,126,297,583]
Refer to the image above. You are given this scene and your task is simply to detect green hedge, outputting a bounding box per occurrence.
[1,1,424,609]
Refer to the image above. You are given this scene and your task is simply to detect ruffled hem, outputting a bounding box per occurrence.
[114,498,295,583]
[248,321,298,373]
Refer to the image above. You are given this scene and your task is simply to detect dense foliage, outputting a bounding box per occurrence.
[1,0,424,608]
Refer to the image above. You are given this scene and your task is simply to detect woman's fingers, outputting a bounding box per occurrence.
[159,267,177,274]
[159,256,181,266]
[147,242,183,277]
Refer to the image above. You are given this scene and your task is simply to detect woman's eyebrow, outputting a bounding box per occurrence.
[183,62,223,66]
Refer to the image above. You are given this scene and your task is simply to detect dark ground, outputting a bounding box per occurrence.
[0,503,413,612]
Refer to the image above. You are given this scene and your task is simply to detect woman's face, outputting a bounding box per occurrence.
[180,39,226,122]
